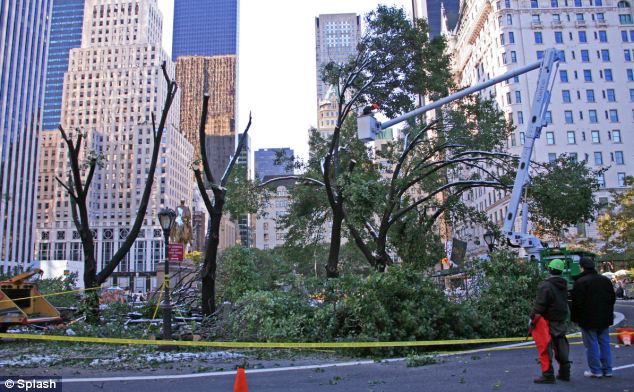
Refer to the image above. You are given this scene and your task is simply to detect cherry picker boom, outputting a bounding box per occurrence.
[357,48,560,259]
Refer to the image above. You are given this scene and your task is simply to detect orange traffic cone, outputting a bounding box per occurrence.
[233,368,249,392]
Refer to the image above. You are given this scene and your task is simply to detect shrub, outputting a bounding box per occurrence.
[467,250,542,337]
[221,290,316,342]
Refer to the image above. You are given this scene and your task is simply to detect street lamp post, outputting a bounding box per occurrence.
[483,230,495,253]
[158,208,176,340]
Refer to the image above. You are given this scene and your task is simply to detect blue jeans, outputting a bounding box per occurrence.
[581,328,612,375]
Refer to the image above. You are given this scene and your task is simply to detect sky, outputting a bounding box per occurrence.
[156,0,412,160]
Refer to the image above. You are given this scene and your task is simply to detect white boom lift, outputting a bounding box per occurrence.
[357,48,560,259]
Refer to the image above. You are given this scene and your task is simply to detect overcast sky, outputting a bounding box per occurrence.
[156,1,411,160]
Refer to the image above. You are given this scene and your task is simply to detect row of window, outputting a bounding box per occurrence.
[559,68,633,82]
[560,88,633,103]
[516,129,622,145]
[500,12,633,26]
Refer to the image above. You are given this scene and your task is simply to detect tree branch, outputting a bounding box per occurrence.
[198,94,215,184]
[258,175,325,188]
[221,112,252,187]
[194,169,214,213]
[390,180,504,225]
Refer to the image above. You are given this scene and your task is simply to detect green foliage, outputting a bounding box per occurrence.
[34,273,78,308]
[528,155,601,240]
[309,267,483,347]
[406,354,439,367]
[224,164,260,218]
[598,176,634,254]
[216,247,264,303]
[467,251,542,337]
[221,290,316,342]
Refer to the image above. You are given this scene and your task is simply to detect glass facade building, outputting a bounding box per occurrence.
[255,148,294,181]
[412,0,460,37]
[42,0,85,131]
[0,0,53,271]
[172,0,238,59]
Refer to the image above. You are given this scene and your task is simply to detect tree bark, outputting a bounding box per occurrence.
[201,204,223,315]
[325,204,344,277]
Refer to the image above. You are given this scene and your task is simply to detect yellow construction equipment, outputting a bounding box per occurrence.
[0,269,61,332]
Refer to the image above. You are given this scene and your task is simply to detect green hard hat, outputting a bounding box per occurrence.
[548,259,565,272]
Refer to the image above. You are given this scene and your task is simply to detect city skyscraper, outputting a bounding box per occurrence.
[176,56,237,180]
[0,0,53,272]
[254,148,294,181]
[42,0,85,131]
[450,0,634,254]
[412,0,460,37]
[36,0,193,291]
[172,0,238,60]
[314,13,361,114]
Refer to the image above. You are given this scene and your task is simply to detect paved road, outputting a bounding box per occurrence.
[58,302,634,392]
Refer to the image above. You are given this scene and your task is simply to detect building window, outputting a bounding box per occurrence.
[560,70,569,82]
[548,153,557,162]
[576,13,585,21]
[510,51,517,63]
[545,111,553,123]
[628,69,634,81]
[575,0,582,6]
[532,14,541,23]
[625,49,632,61]
[507,14,513,25]
[537,50,544,60]
[551,0,559,6]
[604,69,613,81]
[594,152,603,165]
[520,132,526,145]
[531,0,539,7]
[612,130,622,143]
[589,109,599,123]
[515,91,522,103]
[509,31,515,43]
[546,132,555,144]
[581,49,590,62]
[620,14,633,24]
[609,109,619,122]
[597,173,606,188]
[562,90,571,102]
[615,150,625,164]
[606,89,616,102]
[630,89,634,101]
[570,152,578,162]
[586,89,595,102]
[583,69,593,81]
[517,111,524,124]
[618,172,627,187]
[599,30,608,42]
[534,31,543,43]
[564,110,574,123]
[579,30,588,42]
[555,31,563,43]
[567,131,576,144]
[601,49,610,61]
[591,130,601,143]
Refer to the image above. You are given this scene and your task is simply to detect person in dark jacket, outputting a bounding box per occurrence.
[571,257,616,378]
[531,259,571,384]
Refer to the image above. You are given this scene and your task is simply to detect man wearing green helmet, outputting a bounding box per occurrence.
[531,258,571,384]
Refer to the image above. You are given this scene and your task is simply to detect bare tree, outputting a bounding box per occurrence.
[56,62,178,321]
[192,94,252,316]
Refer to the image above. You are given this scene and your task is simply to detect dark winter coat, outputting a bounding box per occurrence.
[533,276,569,322]
[571,269,616,330]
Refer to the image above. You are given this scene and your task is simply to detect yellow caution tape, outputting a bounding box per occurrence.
[0,333,543,348]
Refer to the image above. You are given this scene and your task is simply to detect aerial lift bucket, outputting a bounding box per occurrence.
[0,269,61,332]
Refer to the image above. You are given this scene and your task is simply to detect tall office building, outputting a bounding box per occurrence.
[314,13,361,116]
[172,0,238,60]
[254,148,294,181]
[43,0,85,131]
[450,0,634,254]
[412,0,460,37]
[0,0,53,272]
[176,56,236,180]
[36,0,193,291]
